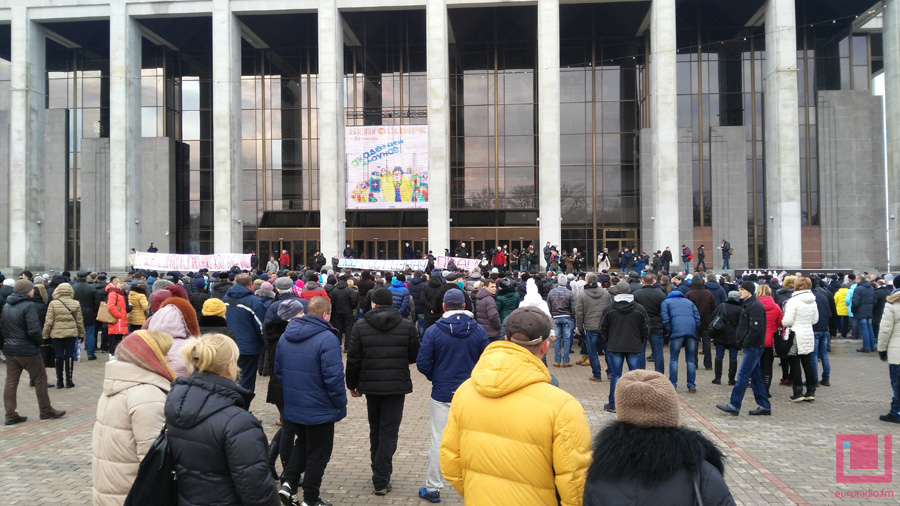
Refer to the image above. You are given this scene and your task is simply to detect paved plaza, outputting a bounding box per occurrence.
[1,337,898,505]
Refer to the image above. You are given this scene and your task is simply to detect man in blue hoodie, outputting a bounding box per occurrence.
[661,289,701,393]
[222,273,267,396]
[275,296,346,506]
[388,273,411,318]
[416,289,489,503]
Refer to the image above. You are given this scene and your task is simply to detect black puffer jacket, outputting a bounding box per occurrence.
[346,305,419,395]
[736,294,767,349]
[164,372,279,506]
[408,275,427,314]
[583,422,735,506]
[851,280,876,319]
[428,284,474,328]
[421,276,443,326]
[599,295,650,354]
[330,280,359,316]
[711,300,743,349]
[1,292,43,356]
[632,285,665,331]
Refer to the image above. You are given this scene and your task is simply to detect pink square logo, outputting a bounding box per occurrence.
[836,435,892,483]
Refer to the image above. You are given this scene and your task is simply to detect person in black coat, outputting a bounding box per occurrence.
[685,279,717,370]
[710,292,743,386]
[427,274,474,328]
[421,272,443,330]
[584,370,735,506]
[346,288,420,495]
[632,274,666,372]
[716,282,770,416]
[72,272,99,360]
[165,334,279,506]
[851,278,877,352]
[330,276,360,351]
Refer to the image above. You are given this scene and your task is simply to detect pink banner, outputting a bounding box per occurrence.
[133,252,253,271]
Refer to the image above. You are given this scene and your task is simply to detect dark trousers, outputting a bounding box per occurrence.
[4,354,53,420]
[51,337,77,359]
[331,314,353,350]
[761,347,774,394]
[108,334,125,357]
[697,330,712,369]
[283,420,334,505]
[99,325,109,351]
[838,315,849,337]
[788,353,815,391]
[365,394,405,489]
[237,354,260,396]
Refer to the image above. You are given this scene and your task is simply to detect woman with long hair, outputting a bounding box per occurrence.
[42,282,85,388]
[755,284,783,398]
[165,333,279,505]
[105,278,129,359]
[127,280,149,332]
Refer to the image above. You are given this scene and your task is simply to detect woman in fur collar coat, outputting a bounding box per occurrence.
[584,370,735,506]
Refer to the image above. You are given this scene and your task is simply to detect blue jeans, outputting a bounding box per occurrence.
[729,346,770,411]
[669,336,697,390]
[890,364,900,418]
[583,330,603,379]
[553,317,574,364]
[648,329,665,374]
[683,261,690,274]
[237,354,260,399]
[859,318,875,351]
[811,331,830,382]
[83,324,96,357]
[723,257,730,270]
[607,351,643,406]
[416,313,425,339]
[715,344,738,363]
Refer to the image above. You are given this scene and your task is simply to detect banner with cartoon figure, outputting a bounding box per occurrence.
[346,125,429,209]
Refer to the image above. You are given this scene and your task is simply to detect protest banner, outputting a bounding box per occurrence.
[133,252,253,271]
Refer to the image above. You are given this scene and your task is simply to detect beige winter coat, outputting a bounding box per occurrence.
[877,292,900,365]
[91,361,171,506]
[43,283,85,339]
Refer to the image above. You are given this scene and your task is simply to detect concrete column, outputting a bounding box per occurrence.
[212,0,242,254]
[647,0,680,269]
[9,5,45,270]
[885,0,900,269]
[426,0,450,255]
[709,126,748,271]
[537,0,561,257]
[763,0,802,269]
[109,3,142,270]
[318,0,346,260]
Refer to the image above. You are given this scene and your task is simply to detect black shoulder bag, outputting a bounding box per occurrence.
[773,327,795,358]
[124,424,178,506]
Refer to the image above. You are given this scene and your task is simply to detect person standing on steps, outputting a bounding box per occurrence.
[719,239,732,270]
[716,281,771,417]
[3,279,67,425]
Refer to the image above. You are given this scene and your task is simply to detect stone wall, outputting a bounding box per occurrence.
[709,126,748,271]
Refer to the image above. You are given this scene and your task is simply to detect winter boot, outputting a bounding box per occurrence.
[790,385,805,402]
[55,357,65,389]
[711,359,722,384]
[803,382,815,402]
[762,373,772,398]
[65,358,75,388]
[579,354,590,366]
[727,361,737,386]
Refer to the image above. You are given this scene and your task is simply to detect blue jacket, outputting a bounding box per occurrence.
[408,276,427,314]
[706,281,727,306]
[661,290,700,339]
[851,281,876,319]
[275,315,347,425]
[416,310,488,402]
[222,284,267,356]
[388,279,411,317]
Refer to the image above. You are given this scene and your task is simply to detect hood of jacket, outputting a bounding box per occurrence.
[498,284,516,296]
[470,341,550,398]
[335,279,349,290]
[5,291,32,307]
[52,283,74,299]
[582,284,607,299]
[147,304,191,339]
[612,293,636,309]
[105,283,124,296]
[705,281,722,291]
[164,372,252,430]
[476,287,494,301]
[666,290,685,300]
[791,289,816,305]
[102,361,172,398]
[363,305,404,332]
[689,281,708,292]
[427,276,443,289]
[408,276,425,289]
[390,279,407,290]
[434,310,480,337]
[888,291,900,304]
[282,314,336,344]
[523,279,544,306]
[224,283,254,300]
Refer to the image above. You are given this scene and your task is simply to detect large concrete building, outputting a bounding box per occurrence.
[0,0,897,273]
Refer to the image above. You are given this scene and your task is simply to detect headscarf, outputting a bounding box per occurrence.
[115,330,176,382]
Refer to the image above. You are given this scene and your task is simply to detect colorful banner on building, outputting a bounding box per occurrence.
[435,256,481,272]
[133,252,253,271]
[337,258,429,272]
[345,125,429,209]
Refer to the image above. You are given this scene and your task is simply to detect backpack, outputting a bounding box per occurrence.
[686,248,693,261]
[728,247,735,255]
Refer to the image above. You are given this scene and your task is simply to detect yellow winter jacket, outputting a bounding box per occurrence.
[834,287,849,316]
[440,341,592,506]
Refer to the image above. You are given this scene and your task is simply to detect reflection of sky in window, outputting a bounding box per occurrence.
[183,110,200,140]
[142,107,158,137]
[182,78,200,110]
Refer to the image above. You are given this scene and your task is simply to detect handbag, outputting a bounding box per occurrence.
[124,424,178,506]
[773,327,795,358]
[96,302,116,324]
[709,306,727,332]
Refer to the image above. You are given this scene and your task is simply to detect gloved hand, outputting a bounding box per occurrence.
[880,351,888,362]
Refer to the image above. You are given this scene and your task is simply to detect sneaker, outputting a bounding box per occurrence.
[711,378,721,385]
[300,499,332,506]
[819,379,830,386]
[374,482,392,496]
[879,414,900,424]
[803,393,815,402]
[39,409,66,420]
[603,403,616,413]
[789,393,805,402]
[5,415,27,426]
[748,407,772,416]
[419,487,441,503]
[279,483,297,506]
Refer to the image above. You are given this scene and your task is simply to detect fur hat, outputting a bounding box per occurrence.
[615,370,679,428]
[159,296,201,336]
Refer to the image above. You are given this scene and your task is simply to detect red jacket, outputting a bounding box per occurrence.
[279,253,290,266]
[106,285,129,335]
[492,251,507,267]
[758,295,783,348]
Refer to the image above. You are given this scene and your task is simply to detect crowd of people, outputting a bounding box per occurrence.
[1,257,899,505]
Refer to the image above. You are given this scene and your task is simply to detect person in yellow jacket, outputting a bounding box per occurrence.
[439,306,592,506]
[835,284,849,338]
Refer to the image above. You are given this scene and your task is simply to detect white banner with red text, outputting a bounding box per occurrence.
[133,252,253,271]
[337,258,429,272]
[435,256,483,272]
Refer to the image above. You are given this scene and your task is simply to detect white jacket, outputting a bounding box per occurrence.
[782,290,817,356]
[877,292,900,365]
[92,361,171,506]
